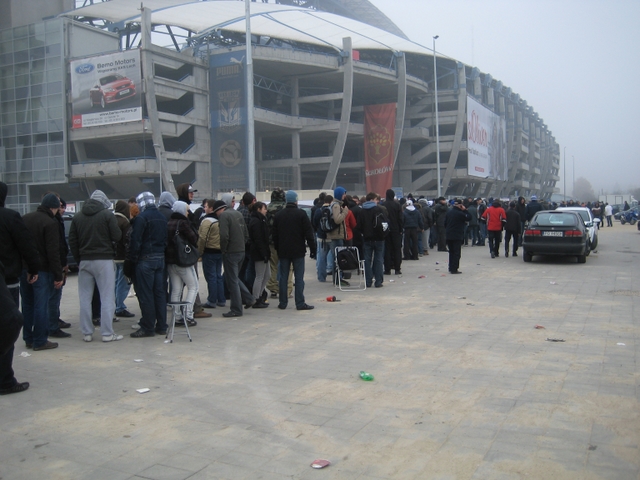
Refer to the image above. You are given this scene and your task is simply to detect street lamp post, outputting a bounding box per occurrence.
[563,146,566,200]
[572,155,575,198]
[433,35,441,197]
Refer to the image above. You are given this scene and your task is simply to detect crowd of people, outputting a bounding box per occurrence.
[0,178,616,396]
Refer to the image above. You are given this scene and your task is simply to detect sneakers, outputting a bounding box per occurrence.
[92,318,101,326]
[252,301,268,309]
[193,311,212,319]
[33,341,58,351]
[130,329,155,338]
[222,311,242,318]
[0,382,30,396]
[58,320,71,329]
[244,299,256,309]
[115,310,135,318]
[50,329,71,338]
[83,335,93,342]
[102,334,124,342]
[202,302,217,309]
[296,304,314,311]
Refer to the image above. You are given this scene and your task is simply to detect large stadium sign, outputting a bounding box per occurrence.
[466,95,507,181]
[70,50,142,129]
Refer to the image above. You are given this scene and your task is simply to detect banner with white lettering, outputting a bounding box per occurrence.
[70,50,142,129]
[467,95,507,180]
[210,51,248,192]
[364,103,396,195]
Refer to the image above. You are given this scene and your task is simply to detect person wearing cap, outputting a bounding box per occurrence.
[525,195,543,223]
[383,189,404,275]
[272,190,316,310]
[129,192,169,337]
[69,190,123,343]
[219,193,256,317]
[21,194,64,350]
[403,200,423,260]
[444,199,472,274]
[198,199,227,309]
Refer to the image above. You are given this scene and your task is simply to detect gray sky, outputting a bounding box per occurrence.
[369,0,640,195]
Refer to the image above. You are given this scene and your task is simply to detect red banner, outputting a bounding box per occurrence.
[364,103,396,195]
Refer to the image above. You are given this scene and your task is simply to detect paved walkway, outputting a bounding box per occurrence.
[1,224,638,479]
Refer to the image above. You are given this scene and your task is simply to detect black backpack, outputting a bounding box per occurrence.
[372,212,389,239]
[337,248,359,270]
[319,205,338,233]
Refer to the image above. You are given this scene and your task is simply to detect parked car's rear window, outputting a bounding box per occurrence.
[533,213,579,227]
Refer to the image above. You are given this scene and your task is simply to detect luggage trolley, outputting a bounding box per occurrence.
[334,246,366,291]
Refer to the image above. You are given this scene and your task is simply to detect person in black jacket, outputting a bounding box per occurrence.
[444,199,472,274]
[383,189,404,275]
[48,197,71,338]
[434,197,449,252]
[504,201,522,257]
[272,191,316,311]
[0,181,40,394]
[403,200,424,260]
[357,192,388,288]
[248,202,270,308]
[166,201,199,327]
[21,194,64,350]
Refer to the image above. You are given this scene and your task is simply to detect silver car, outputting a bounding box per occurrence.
[556,207,599,250]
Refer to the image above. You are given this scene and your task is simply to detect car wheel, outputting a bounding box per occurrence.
[523,252,532,262]
[621,218,626,224]
[577,254,586,264]
[591,237,598,249]
[100,95,106,109]
[630,218,637,226]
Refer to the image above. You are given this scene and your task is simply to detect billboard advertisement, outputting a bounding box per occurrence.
[467,95,507,180]
[210,51,248,192]
[364,103,396,195]
[70,50,142,129]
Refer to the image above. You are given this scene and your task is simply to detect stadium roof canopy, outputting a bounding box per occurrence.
[61,0,433,56]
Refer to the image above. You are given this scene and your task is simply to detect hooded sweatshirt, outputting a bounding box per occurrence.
[69,196,121,262]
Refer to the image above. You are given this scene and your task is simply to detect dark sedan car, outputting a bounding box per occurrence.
[90,73,136,109]
[522,210,589,264]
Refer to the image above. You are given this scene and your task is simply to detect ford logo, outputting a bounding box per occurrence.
[75,63,94,74]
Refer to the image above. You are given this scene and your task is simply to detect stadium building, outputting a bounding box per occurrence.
[0,0,560,213]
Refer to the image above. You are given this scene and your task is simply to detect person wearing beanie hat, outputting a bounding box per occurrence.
[444,198,472,274]
[285,190,298,204]
[166,199,200,327]
[129,191,169,338]
[198,199,227,308]
[49,194,72,337]
[402,199,423,261]
[266,188,293,298]
[68,190,122,342]
[434,196,449,252]
[525,194,543,223]
[21,194,64,350]
[219,192,256,317]
[272,189,316,310]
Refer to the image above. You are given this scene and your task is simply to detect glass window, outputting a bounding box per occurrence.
[47,95,62,107]
[47,82,62,95]
[45,21,59,34]
[33,170,49,182]
[33,157,48,170]
[13,50,28,63]
[47,68,62,82]
[14,74,29,88]
[48,106,62,120]
[2,88,15,101]
[46,43,61,56]
[15,86,29,99]
[5,160,16,173]
[48,132,63,142]
[32,121,47,133]
[50,169,64,182]
[0,52,13,65]
[49,151,64,164]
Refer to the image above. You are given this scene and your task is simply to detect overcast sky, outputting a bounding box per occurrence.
[369,0,640,195]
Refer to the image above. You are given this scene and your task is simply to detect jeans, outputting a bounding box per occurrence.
[48,283,63,334]
[114,262,131,313]
[606,215,612,227]
[363,240,384,287]
[240,251,256,293]
[468,225,479,246]
[0,287,20,389]
[479,223,487,245]
[403,227,419,260]
[315,235,329,282]
[20,270,53,348]
[135,257,167,333]
[168,264,199,320]
[78,259,117,336]
[278,256,306,308]
[202,252,225,306]
[223,251,255,316]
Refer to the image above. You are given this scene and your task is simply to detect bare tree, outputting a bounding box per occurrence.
[572,177,597,202]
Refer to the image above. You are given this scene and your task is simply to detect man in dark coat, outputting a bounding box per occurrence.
[357,192,388,288]
[0,182,40,393]
[504,201,522,257]
[383,189,404,275]
[21,194,64,350]
[272,190,316,310]
[525,195,543,222]
[444,199,472,274]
